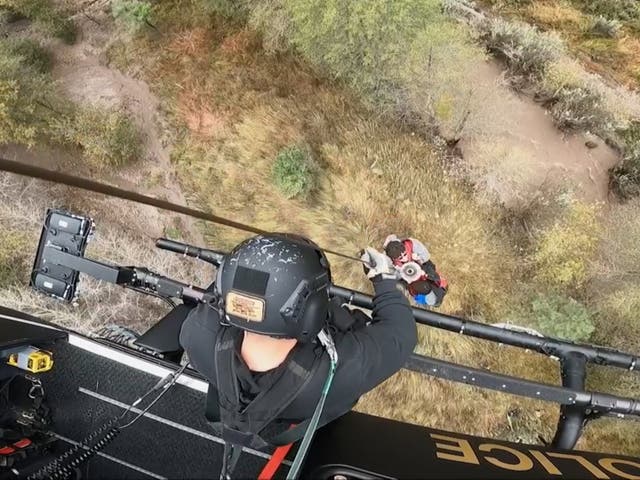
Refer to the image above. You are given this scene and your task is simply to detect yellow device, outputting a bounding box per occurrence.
[7,346,54,373]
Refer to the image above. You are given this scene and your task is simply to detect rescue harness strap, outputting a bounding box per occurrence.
[219,330,338,480]
[286,329,337,480]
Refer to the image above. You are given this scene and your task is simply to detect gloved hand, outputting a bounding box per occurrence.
[360,247,397,281]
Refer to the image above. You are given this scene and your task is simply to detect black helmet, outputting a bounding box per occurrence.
[216,233,331,342]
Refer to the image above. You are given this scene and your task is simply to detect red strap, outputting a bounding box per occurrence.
[402,239,413,259]
[13,439,32,449]
[259,442,294,480]
[392,239,414,266]
[0,446,15,455]
[259,424,297,480]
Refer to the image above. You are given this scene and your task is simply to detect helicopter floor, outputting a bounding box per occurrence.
[39,337,284,479]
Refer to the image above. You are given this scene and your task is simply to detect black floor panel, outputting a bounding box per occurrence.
[38,341,276,479]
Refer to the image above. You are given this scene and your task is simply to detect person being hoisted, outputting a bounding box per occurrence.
[179,233,416,478]
[383,234,448,308]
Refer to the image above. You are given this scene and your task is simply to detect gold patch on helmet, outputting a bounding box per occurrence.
[226,291,265,322]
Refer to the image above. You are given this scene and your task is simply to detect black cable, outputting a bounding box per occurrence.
[118,362,189,429]
[0,157,363,263]
[25,363,189,480]
[123,285,177,308]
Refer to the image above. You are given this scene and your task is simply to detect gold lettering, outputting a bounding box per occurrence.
[530,450,562,476]
[479,443,534,471]
[599,459,640,480]
[547,453,610,479]
[430,434,480,465]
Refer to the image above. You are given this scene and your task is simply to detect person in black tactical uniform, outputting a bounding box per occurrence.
[179,233,416,457]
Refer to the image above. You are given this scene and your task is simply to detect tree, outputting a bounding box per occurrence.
[0,48,58,146]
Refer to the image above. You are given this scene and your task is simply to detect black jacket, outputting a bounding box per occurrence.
[179,279,417,425]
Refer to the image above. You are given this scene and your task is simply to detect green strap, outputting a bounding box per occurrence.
[286,331,338,480]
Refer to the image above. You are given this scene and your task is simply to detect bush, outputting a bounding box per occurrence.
[530,293,595,342]
[549,85,614,132]
[58,107,142,168]
[0,7,16,24]
[0,45,59,146]
[0,37,51,73]
[534,200,600,290]
[285,0,442,97]
[485,19,564,80]
[271,145,316,198]
[112,0,153,33]
[574,0,640,24]
[590,16,622,38]
[244,0,487,139]
[610,122,640,199]
[3,0,76,43]
[248,0,291,53]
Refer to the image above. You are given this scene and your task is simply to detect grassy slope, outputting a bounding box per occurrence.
[482,0,640,90]
[104,7,640,455]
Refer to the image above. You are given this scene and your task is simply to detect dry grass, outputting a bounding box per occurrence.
[527,1,588,32]
[166,27,213,57]
[0,171,210,334]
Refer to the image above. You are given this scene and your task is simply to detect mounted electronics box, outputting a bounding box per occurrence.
[30,209,94,302]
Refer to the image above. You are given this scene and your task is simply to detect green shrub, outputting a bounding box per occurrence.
[534,200,600,289]
[271,145,316,198]
[610,122,640,199]
[248,0,291,53]
[2,0,76,43]
[0,46,59,146]
[573,0,640,24]
[59,107,142,168]
[112,0,153,33]
[0,7,17,24]
[549,85,614,133]
[0,37,51,73]
[485,19,564,80]
[590,16,622,38]
[285,0,442,97]
[246,0,486,137]
[530,293,595,342]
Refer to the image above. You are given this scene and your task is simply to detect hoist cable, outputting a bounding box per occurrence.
[0,157,363,263]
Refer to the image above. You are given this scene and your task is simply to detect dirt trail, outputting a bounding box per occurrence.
[460,60,619,206]
[1,7,204,244]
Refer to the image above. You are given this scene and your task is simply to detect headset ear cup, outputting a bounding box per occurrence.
[297,290,329,341]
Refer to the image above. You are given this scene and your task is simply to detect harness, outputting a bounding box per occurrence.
[210,327,323,450]
[391,240,415,267]
[208,301,357,479]
[393,239,448,295]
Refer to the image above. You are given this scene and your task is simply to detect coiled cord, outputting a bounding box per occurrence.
[24,363,189,480]
[27,419,119,480]
[48,427,121,480]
